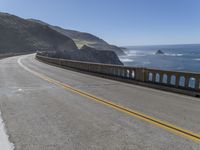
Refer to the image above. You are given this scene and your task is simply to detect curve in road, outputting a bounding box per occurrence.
[0,54,200,149]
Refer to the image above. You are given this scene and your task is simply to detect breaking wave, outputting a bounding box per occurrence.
[164,53,183,57]
[119,58,133,62]
[193,58,200,61]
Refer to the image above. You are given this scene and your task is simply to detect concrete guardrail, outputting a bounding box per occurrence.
[0,52,33,60]
[36,53,200,97]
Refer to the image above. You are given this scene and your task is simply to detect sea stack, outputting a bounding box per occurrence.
[155,50,164,55]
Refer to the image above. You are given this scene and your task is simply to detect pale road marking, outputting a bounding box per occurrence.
[18,56,200,143]
[0,111,14,150]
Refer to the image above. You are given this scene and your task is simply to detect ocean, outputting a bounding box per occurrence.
[119,44,200,73]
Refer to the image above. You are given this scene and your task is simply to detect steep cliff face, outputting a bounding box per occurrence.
[0,12,77,53]
[28,19,125,56]
[45,45,123,65]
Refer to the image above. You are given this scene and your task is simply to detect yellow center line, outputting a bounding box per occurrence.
[18,57,200,143]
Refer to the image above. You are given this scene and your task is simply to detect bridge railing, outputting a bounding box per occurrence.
[0,52,33,59]
[36,54,200,96]
[145,68,200,91]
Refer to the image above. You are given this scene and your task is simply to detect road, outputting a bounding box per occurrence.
[0,54,200,149]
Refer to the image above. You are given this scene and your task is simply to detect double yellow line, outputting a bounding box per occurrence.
[18,57,200,143]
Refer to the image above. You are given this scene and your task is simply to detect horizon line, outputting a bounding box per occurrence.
[122,43,200,47]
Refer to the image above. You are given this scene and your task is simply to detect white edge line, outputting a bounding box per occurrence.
[0,110,14,150]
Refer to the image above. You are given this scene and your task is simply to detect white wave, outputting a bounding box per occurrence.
[164,53,183,57]
[125,51,148,57]
[124,51,137,57]
[126,50,184,57]
[143,61,151,65]
[152,52,183,57]
[119,58,133,62]
[193,58,200,61]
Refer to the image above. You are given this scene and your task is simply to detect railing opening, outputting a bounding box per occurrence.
[155,73,160,83]
[131,71,135,79]
[170,75,176,85]
[179,76,185,87]
[162,74,168,84]
[148,72,153,81]
[189,77,196,88]
[126,70,130,78]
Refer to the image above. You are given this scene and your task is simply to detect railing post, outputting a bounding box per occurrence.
[167,74,171,85]
[160,73,163,83]
[129,70,133,78]
[185,76,189,88]
[144,70,149,82]
[195,77,199,90]
[135,68,145,82]
[152,72,156,82]
[111,67,115,76]
[119,68,123,77]
[124,69,127,78]
[175,74,180,87]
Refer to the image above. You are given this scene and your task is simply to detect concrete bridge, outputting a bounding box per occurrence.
[0,54,200,149]
[36,53,200,97]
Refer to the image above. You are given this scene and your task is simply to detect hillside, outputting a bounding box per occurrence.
[0,12,77,53]
[28,19,125,55]
[0,12,123,65]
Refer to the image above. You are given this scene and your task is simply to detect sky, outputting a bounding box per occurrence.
[0,0,200,46]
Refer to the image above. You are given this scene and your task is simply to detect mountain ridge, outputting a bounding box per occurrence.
[0,12,78,53]
[0,12,123,65]
[28,18,125,55]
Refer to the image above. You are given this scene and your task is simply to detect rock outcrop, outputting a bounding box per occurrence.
[155,50,165,55]
[45,45,123,65]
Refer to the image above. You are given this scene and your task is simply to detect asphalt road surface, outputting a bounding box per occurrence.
[0,54,200,150]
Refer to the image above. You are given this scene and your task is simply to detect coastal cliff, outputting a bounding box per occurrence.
[43,45,123,65]
[0,12,123,65]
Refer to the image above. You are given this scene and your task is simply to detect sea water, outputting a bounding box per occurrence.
[120,44,200,73]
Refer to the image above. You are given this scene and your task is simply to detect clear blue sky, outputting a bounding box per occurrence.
[0,0,200,46]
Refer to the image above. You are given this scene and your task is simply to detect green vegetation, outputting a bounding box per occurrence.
[73,39,97,49]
